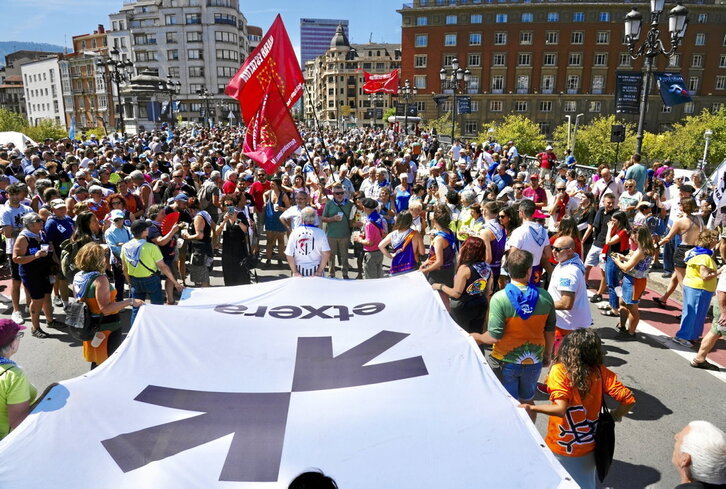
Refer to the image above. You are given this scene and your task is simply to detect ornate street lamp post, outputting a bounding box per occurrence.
[439,58,470,147]
[96,47,134,133]
[397,80,417,135]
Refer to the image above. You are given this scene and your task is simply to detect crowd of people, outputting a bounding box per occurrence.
[0,125,724,488]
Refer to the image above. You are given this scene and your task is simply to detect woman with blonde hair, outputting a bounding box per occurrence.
[612,226,658,340]
[73,242,143,368]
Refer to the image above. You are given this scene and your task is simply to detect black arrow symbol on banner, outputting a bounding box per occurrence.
[292,330,428,392]
[101,386,291,482]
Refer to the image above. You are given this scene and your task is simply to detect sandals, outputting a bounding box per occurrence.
[690,359,720,371]
[600,309,619,317]
[653,297,669,308]
[32,328,50,339]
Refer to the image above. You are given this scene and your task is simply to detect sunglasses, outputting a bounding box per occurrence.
[111,201,123,205]
[552,246,572,252]
[556,188,566,191]
[498,214,508,219]
[32,219,43,223]
[333,191,344,195]
[625,185,633,188]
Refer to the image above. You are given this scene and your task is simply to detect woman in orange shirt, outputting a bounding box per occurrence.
[519,329,636,489]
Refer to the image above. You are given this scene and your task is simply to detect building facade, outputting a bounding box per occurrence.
[248,25,262,51]
[300,18,349,67]
[304,26,400,128]
[398,0,726,138]
[107,0,250,127]
[21,56,66,128]
[0,50,65,119]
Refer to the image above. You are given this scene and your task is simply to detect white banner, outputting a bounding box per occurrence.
[710,159,726,208]
[0,273,576,488]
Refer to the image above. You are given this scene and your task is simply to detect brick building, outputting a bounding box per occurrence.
[398,0,726,138]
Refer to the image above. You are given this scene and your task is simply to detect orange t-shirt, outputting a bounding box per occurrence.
[544,363,635,457]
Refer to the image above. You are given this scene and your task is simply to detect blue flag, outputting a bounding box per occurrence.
[68,117,76,140]
[166,127,173,143]
[655,72,692,107]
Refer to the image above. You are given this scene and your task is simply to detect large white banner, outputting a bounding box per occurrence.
[0,273,576,488]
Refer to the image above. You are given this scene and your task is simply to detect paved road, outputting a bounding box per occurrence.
[2,250,725,489]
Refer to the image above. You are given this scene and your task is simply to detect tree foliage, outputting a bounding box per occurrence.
[552,115,637,168]
[478,114,545,156]
[0,108,28,132]
[425,111,462,140]
[23,119,67,142]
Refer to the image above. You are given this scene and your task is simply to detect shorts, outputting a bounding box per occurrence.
[487,355,543,402]
[189,262,210,285]
[539,167,553,181]
[621,274,647,305]
[673,244,695,269]
[7,256,21,281]
[584,245,603,268]
[163,256,179,279]
[20,274,53,300]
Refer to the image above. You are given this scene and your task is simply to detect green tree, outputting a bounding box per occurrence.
[555,115,637,168]
[480,114,545,156]
[425,111,462,140]
[23,119,68,142]
[382,107,396,126]
[0,108,28,133]
[658,108,726,170]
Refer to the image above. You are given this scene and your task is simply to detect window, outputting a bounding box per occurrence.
[167,49,179,61]
[542,75,555,93]
[569,53,582,66]
[190,83,203,94]
[695,33,705,46]
[516,75,529,93]
[168,66,180,78]
[496,14,508,23]
[571,32,584,44]
[599,12,610,22]
[471,14,482,24]
[416,16,428,26]
[445,15,457,24]
[684,102,695,114]
[187,31,203,43]
[135,51,157,62]
[490,100,503,112]
[493,53,506,66]
[619,53,631,66]
[468,75,480,92]
[468,54,481,67]
[539,101,553,112]
[515,101,528,112]
[522,13,533,23]
[661,105,672,113]
[573,12,585,22]
[444,34,457,46]
[712,103,724,113]
[469,33,482,46]
[697,13,707,23]
[543,53,556,66]
[413,75,426,89]
[217,66,235,78]
[416,101,426,112]
[720,55,726,68]
[592,75,604,94]
[567,75,580,92]
[443,54,456,67]
[185,13,201,24]
[716,76,726,90]
[214,13,237,25]
[594,53,607,66]
[414,55,427,68]
[216,31,238,44]
[188,66,204,78]
[415,34,428,47]
[165,15,176,25]
[518,53,531,66]
[216,49,238,61]
[464,121,478,134]
[596,31,610,44]
[588,101,601,113]
[491,75,504,93]
[547,12,559,22]
[187,49,203,60]
[494,32,507,45]
[470,101,479,113]
[668,54,680,67]
[564,101,577,112]
[539,122,552,135]
[520,31,533,45]
[166,32,177,44]
[688,76,699,91]
[692,54,703,68]
[546,31,559,45]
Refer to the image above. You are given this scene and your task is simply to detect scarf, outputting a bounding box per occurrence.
[73,271,101,300]
[484,219,504,242]
[390,229,412,250]
[19,229,41,241]
[526,221,547,247]
[122,239,146,267]
[367,210,385,230]
[684,246,713,263]
[377,179,389,188]
[198,210,213,225]
[436,230,458,253]
[559,254,586,275]
[505,282,540,320]
[0,357,17,367]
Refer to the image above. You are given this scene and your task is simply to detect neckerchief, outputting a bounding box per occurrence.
[505,282,540,320]
[73,271,101,299]
[19,229,41,241]
[436,230,458,253]
[390,229,412,250]
[684,246,714,263]
[197,210,213,225]
[526,221,547,246]
[122,239,146,267]
[367,210,385,230]
[0,357,17,367]
[558,254,586,275]
[377,179,389,188]
[484,218,504,242]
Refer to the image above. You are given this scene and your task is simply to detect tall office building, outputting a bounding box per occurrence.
[300,18,349,66]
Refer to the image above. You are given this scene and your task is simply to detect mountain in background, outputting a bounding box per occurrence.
[0,41,65,66]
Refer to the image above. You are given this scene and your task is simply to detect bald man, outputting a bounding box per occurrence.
[593,167,624,207]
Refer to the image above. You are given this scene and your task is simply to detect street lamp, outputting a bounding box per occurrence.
[368,93,382,129]
[572,113,584,152]
[158,76,181,128]
[625,1,689,154]
[397,79,417,135]
[196,86,212,128]
[439,58,470,147]
[96,47,134,133]
[701,129,713,171]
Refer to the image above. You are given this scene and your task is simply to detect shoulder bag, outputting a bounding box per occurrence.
[594,366,616,482]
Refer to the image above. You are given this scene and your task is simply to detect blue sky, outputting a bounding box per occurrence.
[0,0,402,53]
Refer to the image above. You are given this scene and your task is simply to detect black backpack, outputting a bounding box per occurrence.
[65,272,102,342]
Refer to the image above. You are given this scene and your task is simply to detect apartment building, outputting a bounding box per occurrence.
[21,56,66,128]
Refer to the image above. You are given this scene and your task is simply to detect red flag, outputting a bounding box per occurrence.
[225,14,303,123]
[362,70,400,94]
[243,82,303,175]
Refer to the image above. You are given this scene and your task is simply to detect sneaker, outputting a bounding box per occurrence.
[52,295,63,307]
[11,311,25,325]
[690,359,720,371]
[672,336,694,348]
[597,303,611,310]
[662,272,673,279]
[589,293,603,303]
[615,330,636,341]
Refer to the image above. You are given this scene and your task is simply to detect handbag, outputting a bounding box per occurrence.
[594,366,616,482]
[66,272,102,342]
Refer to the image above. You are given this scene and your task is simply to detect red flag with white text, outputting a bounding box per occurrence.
[243,82,303,174]
[225,14,303,123]
[362,70,399,94]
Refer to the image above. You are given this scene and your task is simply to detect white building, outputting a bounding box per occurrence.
[107,0,250,125]
[21,56,66,128]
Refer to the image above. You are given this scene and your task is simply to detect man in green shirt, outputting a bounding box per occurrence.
[322,184,354,279]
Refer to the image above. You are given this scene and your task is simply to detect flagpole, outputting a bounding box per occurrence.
[304,84,328,154]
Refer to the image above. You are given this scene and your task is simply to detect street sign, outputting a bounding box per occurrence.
[395,103,417,117]
[457,96,471,114]
[227,111,235,120]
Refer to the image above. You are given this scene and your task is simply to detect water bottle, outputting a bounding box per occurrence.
[90,332,105,348]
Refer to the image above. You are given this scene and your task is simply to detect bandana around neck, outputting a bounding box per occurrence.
[505,282,540,319]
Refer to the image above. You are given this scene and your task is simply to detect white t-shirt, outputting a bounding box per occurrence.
[548,258,592,330]
[507,221,549,265]
[0,203,33,253]
[716,268,726,293]
[280,205,319,230]
[285,225,330,273]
